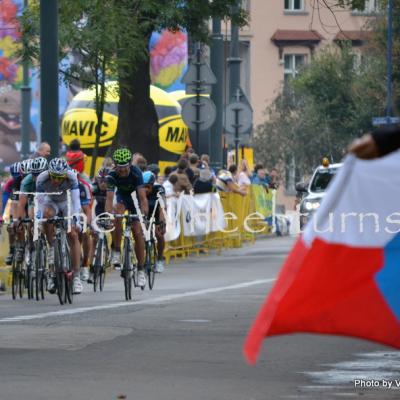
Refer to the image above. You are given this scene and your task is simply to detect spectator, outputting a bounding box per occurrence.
[148,163,160,177]
[200,154,210,166]
[251,163,270,189]
[170,159,192,194]
[162,166,173,181]
[194,166,215,194]
[200,154,216,180]
[33,142,51,159]
[65,145,92,186]
[69,139,81,151]
[269,167,279,189]
[148,163,162,183]
[102,157,114,169]
[135,156,147,172]
[216,165,246,196]
[188,154,200,184]
[238,159,252,189]
[163,173,178,198]
[132,152,143,164]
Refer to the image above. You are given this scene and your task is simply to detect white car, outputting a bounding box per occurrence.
[297,162,342,229]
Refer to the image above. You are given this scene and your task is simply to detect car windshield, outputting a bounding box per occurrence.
[310,168,338,193]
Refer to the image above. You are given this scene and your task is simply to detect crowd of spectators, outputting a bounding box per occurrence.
[154,146,279,199]
[0,141,279,208]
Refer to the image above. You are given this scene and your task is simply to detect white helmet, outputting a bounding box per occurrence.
[20,159,32,175]
[30,157,48,175]
[48,158,69,176]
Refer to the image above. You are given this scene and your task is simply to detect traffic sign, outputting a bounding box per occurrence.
[372,116,400,126]
[181,96,217,132]
[225,132,251,147]
[186,84,212,95]
[182,62,217,86]
[224,102,253,135]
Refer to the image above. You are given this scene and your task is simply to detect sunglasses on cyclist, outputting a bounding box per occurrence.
[49,173,67,181]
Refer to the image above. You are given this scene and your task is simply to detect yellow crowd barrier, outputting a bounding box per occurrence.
[164,186,276,264]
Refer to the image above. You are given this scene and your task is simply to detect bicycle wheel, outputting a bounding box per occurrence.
[18,266,25,299]
[93,238,103,293]
[123,238,132,301]
[99,237,109,292]
[147,241,157,290]
[65,246,73,304]
[26,245,34,300]
[40,241,47,300]
[11,257,18,300]
[55,242,65,305]
[34,240,43,301]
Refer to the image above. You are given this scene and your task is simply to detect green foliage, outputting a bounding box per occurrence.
[254,46,386,177]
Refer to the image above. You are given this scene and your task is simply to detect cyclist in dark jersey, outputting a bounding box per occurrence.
[143,171,166,273]
[88,167,109,283]
[105,148,148,287]
[3,160,31,265]
[92,167,109,217]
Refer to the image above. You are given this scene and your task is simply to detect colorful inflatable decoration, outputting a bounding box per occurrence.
[0,0,22,85]
[61,82,190,175]
[150,30,188,92]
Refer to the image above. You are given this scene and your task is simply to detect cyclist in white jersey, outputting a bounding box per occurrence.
[36,158,83,294]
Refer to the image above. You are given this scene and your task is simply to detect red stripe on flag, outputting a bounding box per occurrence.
[244,237,400,364]
[243,238,308,364]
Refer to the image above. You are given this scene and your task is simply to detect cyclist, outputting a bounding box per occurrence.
[142,171,166,273]
[36,158,83,294]
[66,151,93,282]
[88,166,109,283]
[105,148,149,287]
[2,160,31,264]
[15,157,48,261]
[92,166,109,218]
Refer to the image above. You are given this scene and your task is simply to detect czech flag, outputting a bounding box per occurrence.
[244,153,400,364]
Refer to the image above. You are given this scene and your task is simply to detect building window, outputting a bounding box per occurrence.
[284,54,305,82]
[284,0,304,11]
[241,0,251,12]
[353,0,378,14]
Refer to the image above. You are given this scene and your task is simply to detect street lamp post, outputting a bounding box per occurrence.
[21,0,31,159]
[227,0,242,165]
[210,17,224,171]
[40,0,59,158]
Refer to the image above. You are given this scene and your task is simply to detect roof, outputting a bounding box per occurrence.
[271,30,325,45]
[334,30,370,44]
[316,163,343,171]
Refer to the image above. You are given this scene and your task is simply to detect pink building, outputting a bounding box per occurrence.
[237,0,377,126]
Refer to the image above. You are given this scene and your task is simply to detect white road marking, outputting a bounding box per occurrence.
[0,278,276,323]
[178,319,211,323]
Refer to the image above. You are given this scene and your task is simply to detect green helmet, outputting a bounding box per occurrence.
[112,148,132,166]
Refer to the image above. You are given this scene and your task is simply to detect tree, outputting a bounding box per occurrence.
[19,0,247,166]
[109,1,247,163]
[254,45,386,178]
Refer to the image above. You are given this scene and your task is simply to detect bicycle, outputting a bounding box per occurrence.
[12,218,33,300]
[114,214,138,301]
[91,222,110,292]
[32,226,48,301]
[44,216,74,305]
[142,218,159,291]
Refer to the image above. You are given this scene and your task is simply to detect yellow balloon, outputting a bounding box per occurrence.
[61,82,190,174]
